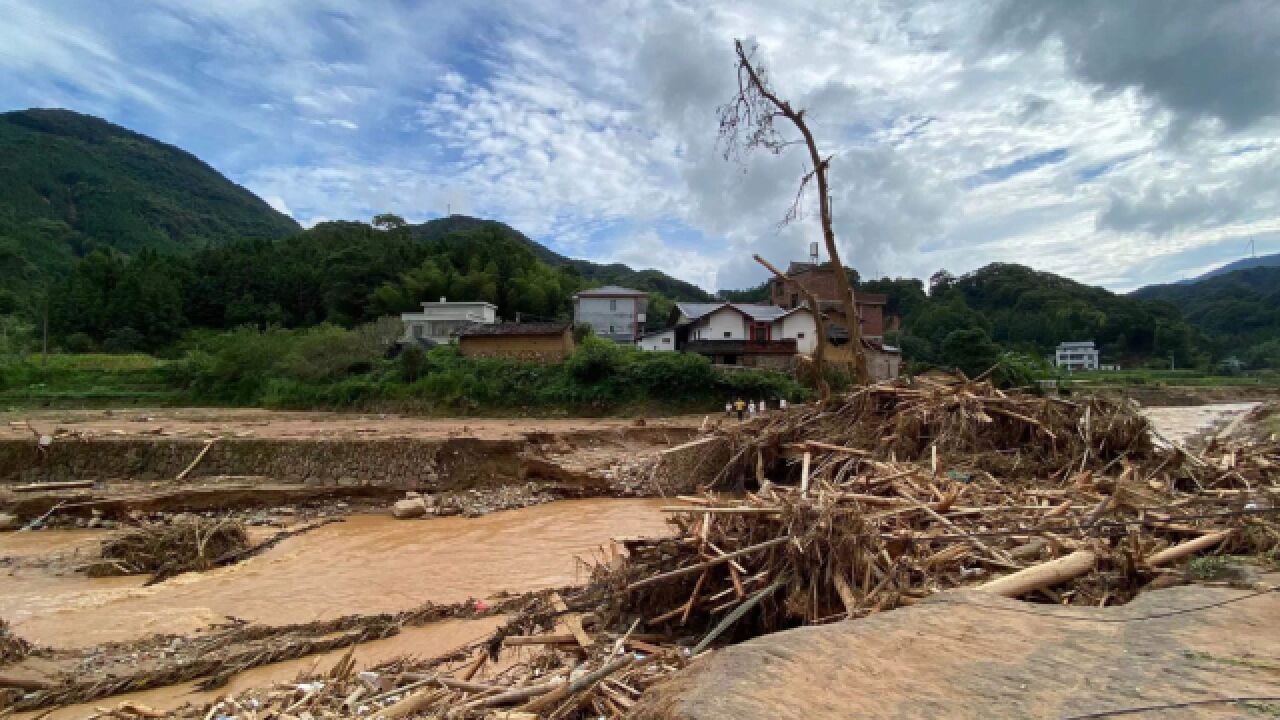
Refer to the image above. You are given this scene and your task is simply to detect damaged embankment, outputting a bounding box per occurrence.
[0,424,696,522]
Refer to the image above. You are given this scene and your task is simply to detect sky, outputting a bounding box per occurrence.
[3,0,1279,294]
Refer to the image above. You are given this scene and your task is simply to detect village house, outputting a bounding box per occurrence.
[767,262,889,340]
[1055,341,1100,372]
[658,302,818,369]
[400,297,497,345]
[455,322,575,362]
[572,286,648,344]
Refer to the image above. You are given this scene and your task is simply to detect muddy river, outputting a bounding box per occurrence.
[1,498,672,649]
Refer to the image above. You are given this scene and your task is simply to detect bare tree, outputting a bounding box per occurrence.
[718,39,870,385]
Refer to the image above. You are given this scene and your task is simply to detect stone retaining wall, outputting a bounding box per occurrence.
[0,437,527,489]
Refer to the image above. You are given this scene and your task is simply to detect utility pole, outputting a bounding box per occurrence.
[41,287,49,369]
[1169,353,1175,371]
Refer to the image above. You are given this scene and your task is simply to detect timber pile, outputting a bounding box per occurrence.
[34,381,1280,719]
[85,516,249,581]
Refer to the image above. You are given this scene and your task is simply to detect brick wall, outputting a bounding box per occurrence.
[458,332,574,361]
[769,267,887,337]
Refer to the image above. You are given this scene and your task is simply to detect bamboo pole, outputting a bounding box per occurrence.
[1144,530,1232,568]
[977,550,1097,598]
[626,536,790,591]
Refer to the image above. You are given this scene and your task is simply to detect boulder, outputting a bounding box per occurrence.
[392,498,428,519]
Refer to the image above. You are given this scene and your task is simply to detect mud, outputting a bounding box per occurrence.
[634,581,1280,720]
[1,499,671,648]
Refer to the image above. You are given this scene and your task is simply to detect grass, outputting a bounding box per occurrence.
[0,353,178,407]
[1067,368,1280,388]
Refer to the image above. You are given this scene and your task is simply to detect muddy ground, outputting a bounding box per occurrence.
[0,401,1271,718]
[634,580,1280,720]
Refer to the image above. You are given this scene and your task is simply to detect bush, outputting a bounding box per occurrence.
[102,327,145,353]
[565,336,622,382]
[62,332,96,353]
[399,343,427,381]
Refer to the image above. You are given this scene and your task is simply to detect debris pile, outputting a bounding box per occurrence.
[22,379,1280,719]
[85,516,250,581]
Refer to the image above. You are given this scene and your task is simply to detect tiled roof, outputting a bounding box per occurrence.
[574,285,646,297]
[675,302,809,322]
[456,322,570,337]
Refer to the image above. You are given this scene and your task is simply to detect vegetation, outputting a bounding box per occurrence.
[0,109,299,314]
[1133,265,1280,368]
[1,325,807,413]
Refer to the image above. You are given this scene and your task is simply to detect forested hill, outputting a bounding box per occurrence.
[865,263,1202,375]
[1132,266,1280,364]
[0,108,300,309]
[408,215,712,301]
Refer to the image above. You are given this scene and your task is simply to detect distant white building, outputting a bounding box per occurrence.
[400,298,497,344]
[573,286,649,344]
[1055,341,1099,371]
[637,328,676,352]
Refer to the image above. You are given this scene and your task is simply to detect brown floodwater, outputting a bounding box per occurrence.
[13,617,507,720]
[0,498,672,648]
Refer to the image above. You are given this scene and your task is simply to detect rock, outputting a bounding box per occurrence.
[0,513,20,532]
[392,498,428,519]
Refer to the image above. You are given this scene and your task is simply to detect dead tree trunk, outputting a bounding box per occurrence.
[755,254,830,402]
[720,39,871,384]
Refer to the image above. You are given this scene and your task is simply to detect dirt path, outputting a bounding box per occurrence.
[635,582,1280,720]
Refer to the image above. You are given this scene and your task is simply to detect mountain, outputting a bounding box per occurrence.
[408,214,712,301]
[1132,266,1280,357]
[1179,252,1280,284]
[0,108,299,309]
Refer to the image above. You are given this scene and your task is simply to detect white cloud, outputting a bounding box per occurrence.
[5,0,1280,294]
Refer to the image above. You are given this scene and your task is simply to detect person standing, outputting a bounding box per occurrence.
[758,399,767,416]
[747,401,757,419]
[779,398,789,411]
[725,401,733,417]
[734,397,746,421]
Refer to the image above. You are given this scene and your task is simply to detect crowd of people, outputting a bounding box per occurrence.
[724,397,788,422]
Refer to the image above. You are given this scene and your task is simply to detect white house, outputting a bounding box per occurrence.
[1055,341,1099,371]
[673,303,818,352]
[400,298,497,344]
[572,286,648,344]
[637,328,676,352]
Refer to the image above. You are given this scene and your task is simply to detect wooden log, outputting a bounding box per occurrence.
[800,451,812,496]
[550,592,593,648]
[175,439,217,481]
[373,687,446,719]
[660,435,724,456]
[977,550,1097,598]
[503,633,579,646]
[0,674,54,690]
[519,656,635,713]
[626,535,791,591]
[12,480,94,492]
[1144,530,1233,568]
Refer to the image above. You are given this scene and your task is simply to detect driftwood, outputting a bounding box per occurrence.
[978,550,1099,598]
[12,480,94,492]
[1145,530,1233,568]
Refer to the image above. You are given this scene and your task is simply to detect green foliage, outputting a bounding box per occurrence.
[939,327,1001,378]
[399,344,427,382]
[869,263,1207,371]
[0,353,173,403]
[1134,266,1280,367]
[565,336,623,382]
[0,109,298,311]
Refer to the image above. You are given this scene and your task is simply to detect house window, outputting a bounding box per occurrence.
[752,323,770,343]
[610,299,617,311]
[796,332,805,339]
[661,337,670,344]
[723,331,732,338]
[609,325,616,334]
[790,293,798,308]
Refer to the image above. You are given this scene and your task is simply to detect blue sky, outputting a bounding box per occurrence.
[3,0,1279,292]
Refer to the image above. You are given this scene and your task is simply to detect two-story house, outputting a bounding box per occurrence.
[659,302,818,369]
[572,286,648,344]
[400,297,497,345]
